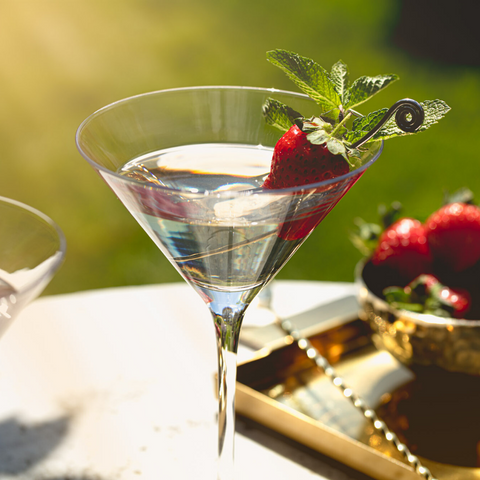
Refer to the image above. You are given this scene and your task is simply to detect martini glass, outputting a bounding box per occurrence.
[76,86,382,479]
[0,196,66,339]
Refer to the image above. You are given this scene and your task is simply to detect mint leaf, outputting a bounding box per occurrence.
[262,97,302,132]
[344,99,451,144]
[344,108,388,145]
[413,99,451,131]
[344,74,399,110]
[383,286,413,304]
[267,50,340,114]
[264,50,450,152]
[372,99,451,141]
[352,108,388,132]
[330,60,349,103]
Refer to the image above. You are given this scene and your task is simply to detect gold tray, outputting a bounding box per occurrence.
[236,311,480,480]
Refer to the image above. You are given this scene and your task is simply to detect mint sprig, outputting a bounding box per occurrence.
[343,74,399,110]
[267,50,399,117]
[373,99,451,141]
[345,109,389,144]
[267,50,341,116]
[345,99,451,144]
[262,98,302,132]
[264,49,450,162]
[330,60,349,103]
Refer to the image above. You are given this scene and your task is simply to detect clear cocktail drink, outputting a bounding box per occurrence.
[76,86,382,479]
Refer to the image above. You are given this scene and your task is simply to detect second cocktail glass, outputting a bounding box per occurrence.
[76,86,382,479]
[0,196,66,339]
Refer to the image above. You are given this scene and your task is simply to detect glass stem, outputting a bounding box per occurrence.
[214,307,243,480]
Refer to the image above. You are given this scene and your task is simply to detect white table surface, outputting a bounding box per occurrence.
[0,280,374,480]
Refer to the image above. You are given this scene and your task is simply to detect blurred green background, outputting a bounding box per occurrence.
[1,0,479,296]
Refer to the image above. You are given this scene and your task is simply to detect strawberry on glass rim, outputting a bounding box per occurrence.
[262,120,350,190]
[262,50,450,240]
[263,49,450,190]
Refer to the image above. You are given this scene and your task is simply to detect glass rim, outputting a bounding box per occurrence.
[76,85,384,196]
[0,195,67,293]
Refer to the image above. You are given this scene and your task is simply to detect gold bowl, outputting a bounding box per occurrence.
[356,260,480,376]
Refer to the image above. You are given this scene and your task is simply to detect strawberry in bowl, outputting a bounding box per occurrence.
[372,217,433,284]
[426,201,480,273]
[354,192,480,375]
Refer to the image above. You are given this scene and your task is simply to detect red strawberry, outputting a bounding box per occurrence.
[384,273,471,318]
[372,217,432,283]
[263,124,351,240]
[425,202,480,272]
[416,275,471,319]
[263,125,349,189]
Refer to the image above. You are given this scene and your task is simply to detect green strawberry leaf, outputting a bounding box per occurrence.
[327,137,346,155]
[383,286,416,305]
[348,146,361,156]
[267,50,341,114]
[344,153,363,169]
[344,74,399,110]
[330,60,349,103]
[349,217,382,256]
[306,129,329,145]
[378,201,403,228]
[371,99,451,141]
[443,187,475,205]
[262,97,302,132]
[302,116,333,132]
